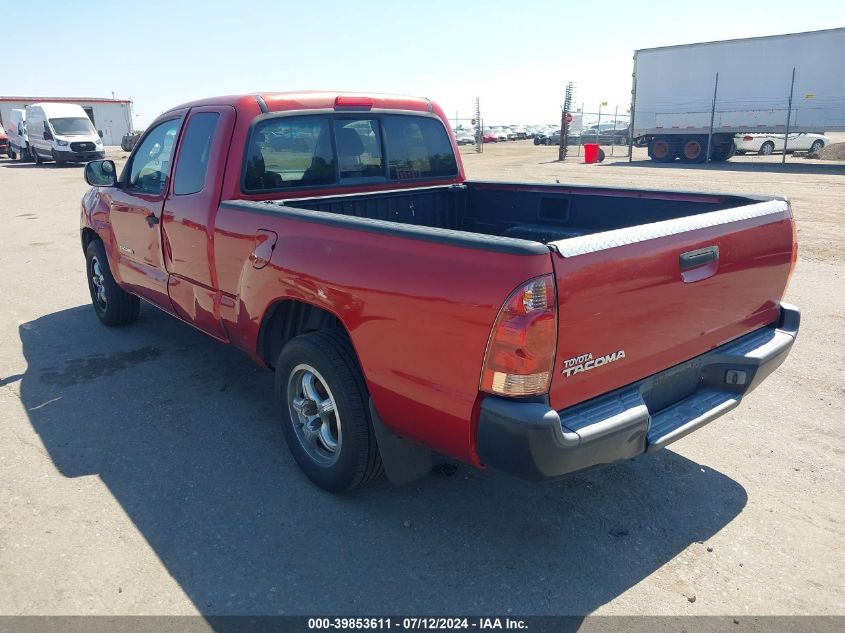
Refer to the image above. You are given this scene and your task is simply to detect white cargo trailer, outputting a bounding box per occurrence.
[631,27,845,162]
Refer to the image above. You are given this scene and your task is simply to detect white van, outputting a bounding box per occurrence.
[26,102,105,165]
[7,108,29,161]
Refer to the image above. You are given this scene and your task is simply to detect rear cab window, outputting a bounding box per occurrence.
[242,113,457,192]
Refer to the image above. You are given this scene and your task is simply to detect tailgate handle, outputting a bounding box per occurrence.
[680,246,719,272]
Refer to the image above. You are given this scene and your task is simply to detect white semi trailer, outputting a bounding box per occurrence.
[631,27,845,163]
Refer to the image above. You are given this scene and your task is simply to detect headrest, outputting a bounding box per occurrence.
[335,127,365,156]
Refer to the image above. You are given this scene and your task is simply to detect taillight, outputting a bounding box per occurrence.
[480,275,557,397]
[743,135,754,141]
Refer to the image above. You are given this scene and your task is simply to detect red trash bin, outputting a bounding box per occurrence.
[584,143,599,164]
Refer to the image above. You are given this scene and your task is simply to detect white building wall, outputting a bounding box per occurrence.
[0,100,134,146]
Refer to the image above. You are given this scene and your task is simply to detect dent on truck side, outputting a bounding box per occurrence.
[214,203,555,465]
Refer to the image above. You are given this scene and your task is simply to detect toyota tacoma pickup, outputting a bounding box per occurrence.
[79,92,799,491]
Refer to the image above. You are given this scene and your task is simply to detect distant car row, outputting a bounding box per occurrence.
[2,102,105,165]
[452,124,584,145]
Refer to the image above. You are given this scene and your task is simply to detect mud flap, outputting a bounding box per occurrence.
[369,399,432,485]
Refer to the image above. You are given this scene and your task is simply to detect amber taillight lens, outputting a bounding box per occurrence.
[480,275,557,397]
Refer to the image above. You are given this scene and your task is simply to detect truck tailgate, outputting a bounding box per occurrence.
[548,200,795,412]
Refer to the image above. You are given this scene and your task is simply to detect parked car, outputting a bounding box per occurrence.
[734,133,828,155]
[26,103,105,165]
[6,109,29,160]
[482,131,498,143]
[79,91,799,492]
[0,124,8,157]
[456,131,476,145]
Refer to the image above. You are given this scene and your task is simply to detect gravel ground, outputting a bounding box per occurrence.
[0,143,842,617]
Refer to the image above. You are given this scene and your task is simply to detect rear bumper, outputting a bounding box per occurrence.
[477,303,800,481]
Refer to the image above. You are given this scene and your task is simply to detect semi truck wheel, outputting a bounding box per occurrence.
[680,137,707,163]
[276,330,383,492]
[85,239,141,326]
[759,141,775,156]
[648,137,676,163]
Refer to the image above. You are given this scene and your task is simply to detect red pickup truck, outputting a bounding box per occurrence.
[80,92,799,491]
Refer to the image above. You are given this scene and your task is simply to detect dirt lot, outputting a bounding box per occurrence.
[0,142,843,618]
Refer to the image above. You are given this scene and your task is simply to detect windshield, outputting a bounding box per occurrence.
[49,117,96,136]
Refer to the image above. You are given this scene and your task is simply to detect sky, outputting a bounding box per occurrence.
[7,0,841,129]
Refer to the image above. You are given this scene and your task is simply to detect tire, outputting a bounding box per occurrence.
[51,150,64,166]
[810,140,824,154]
[85,239,140,326]
[759,141,775,156]
[31,147,41,165]
[679,137,706,163]
[275,330,383,492]
[648,136,676,163]
[735,150,746,155]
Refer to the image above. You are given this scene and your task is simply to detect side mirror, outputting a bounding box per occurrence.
[98,130,103,138]
[43,129,53,141]
[85,159,117,187]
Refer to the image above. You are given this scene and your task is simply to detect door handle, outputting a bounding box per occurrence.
[145,214,160,227]
[680,246,719,272]
[680,245,719,283]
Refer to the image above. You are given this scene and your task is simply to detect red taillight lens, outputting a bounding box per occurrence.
[480,275,557,397]
[743,135,754,141]
[334,96,374,109]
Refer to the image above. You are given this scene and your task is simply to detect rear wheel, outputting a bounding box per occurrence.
[759,141,775,156]
[679,137,707,163]
[276,330,383,492]
[648,136,676,163]
[85,239,140,326]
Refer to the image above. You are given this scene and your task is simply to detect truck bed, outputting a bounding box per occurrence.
[272,181,760,247]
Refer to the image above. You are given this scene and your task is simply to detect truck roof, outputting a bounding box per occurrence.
[635,25,845,54]
[163,91,436,116]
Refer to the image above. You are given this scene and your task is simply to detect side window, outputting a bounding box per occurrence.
[128,118,181,195]
[173,113,219,195]
[334,118,384,180]
[244,116,334,191]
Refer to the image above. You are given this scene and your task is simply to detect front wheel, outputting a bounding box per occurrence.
[85,239,140,326]
[759,141,775,156]
[810,140,824,154]
[276,330,382,492]
[31,148,41,165]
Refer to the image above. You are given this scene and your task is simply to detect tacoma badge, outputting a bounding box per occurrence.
[562,350,626,378]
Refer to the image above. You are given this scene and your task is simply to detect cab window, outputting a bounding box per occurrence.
[128,119,181,195]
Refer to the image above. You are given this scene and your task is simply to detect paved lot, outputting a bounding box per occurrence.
[0,144,843,616]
